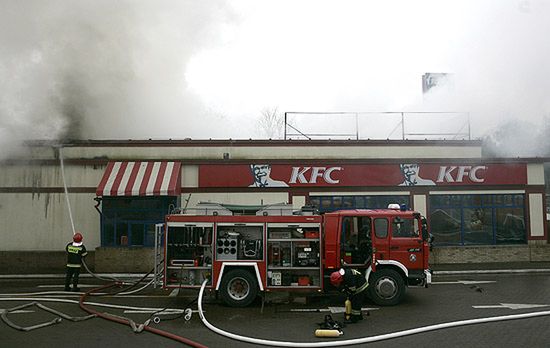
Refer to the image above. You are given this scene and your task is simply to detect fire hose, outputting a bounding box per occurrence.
[0,287,203,345]
[1,301,96,331]
[0,296,188,313]
[79,283,207,348]
[27,147,204,345]
[196,279,550,347]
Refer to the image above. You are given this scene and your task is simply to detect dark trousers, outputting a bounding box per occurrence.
[65,266,81,290]
[350,291,365,322]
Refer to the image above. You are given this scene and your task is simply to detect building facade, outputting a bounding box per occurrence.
[0,139,548,273]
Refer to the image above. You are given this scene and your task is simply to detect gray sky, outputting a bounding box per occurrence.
[1,0,549,155]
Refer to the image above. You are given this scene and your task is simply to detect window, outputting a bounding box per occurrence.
[374,218,388,238]
[101,196,178,247]
[392,218,418,238]
[310,195,409,213]
[429,194,526,246]
[340,216,372,264]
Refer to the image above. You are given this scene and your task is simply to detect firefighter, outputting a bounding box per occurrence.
[64,232,88,292]
[330,268,369,323]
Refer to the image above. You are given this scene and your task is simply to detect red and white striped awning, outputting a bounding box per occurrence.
[96,162,181,197]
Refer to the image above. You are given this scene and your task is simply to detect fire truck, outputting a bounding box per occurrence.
[157,203,432,307]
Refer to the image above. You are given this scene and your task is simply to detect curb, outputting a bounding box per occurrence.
[433,269,550,275]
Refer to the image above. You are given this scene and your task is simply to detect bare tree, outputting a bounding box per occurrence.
[257,107,284,139]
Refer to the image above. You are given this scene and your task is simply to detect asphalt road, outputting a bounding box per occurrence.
[1,272,550,348]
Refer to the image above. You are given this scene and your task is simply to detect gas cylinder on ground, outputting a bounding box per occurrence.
[345,298,352,321]
[315,329,343,337]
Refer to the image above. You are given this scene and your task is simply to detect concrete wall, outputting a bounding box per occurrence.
[0,162,105,188]
[0,161,104,251]
[0,192,101,250]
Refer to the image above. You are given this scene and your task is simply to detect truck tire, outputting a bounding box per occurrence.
[219,269,259,307]
[368,268,406,306]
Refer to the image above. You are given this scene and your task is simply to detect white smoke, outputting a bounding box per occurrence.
[2,0,550,157]
[188,0,550,154]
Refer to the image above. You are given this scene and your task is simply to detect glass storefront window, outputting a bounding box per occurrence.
[430,208,462,245]
[463,208,493,245]
[310,195,410,213]
[103,221,115,246]
[115,221,129,246]
[343,196,354,208]
[309,197,320,208]
[495,207,526,244]
[101,196,177,247]
[429,194,526,246]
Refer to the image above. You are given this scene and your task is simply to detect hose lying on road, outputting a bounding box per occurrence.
[79,283,207,348]
[0,280,153,297]
[0,297,186,313]
[0,268,157,297]
[197,279,550,348]
[1,301,95,332]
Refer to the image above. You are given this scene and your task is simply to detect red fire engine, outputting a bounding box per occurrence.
[159,203,432,307]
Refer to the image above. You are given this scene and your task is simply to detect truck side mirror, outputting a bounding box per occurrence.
[421,217,429,241]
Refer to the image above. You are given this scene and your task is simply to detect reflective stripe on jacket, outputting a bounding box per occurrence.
[66,242,87,267]
[342,268,369,294]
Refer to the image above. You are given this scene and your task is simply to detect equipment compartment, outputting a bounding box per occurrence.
[266,223,322,289]
[165,223,213,287]
[216,224,264,261]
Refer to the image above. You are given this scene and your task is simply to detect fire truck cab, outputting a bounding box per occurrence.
[323,205,432,305]
[159,203,431,307]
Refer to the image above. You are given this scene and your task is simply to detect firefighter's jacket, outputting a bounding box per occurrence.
[66,242,88,268]
[340,268,369,296]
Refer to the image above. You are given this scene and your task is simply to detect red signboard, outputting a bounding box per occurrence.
[199,163,527,188]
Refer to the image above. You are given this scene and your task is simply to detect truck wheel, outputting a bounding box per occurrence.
[368,268,405,306]
[219,269,259,307]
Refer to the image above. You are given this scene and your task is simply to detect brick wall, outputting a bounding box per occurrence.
[430,245,550,264]
[0,251,95,274]
[530,245,550,262]
[2,245,550,273]
[94,247,155,273]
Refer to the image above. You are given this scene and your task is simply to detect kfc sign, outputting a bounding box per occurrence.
[289,167,343,184]
[437,166,487,183]
[198,162,526,188]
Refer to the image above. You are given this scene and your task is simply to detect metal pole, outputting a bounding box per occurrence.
[401,112,405,140]
[468,112,471,140]
[284,112,287,140]
[355,113,359,140]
